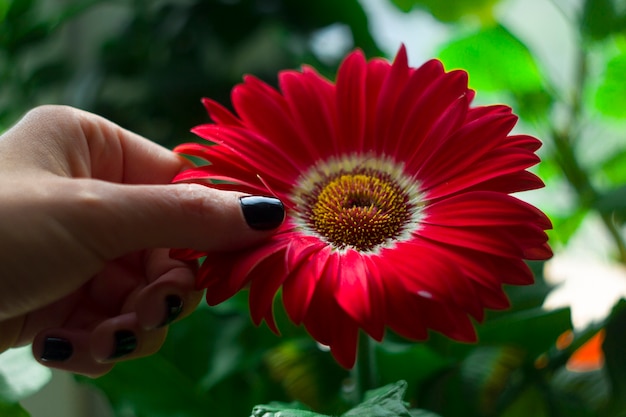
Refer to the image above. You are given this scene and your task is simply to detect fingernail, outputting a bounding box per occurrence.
[108,330,137,360]
[41,337,73,362]
[158,295,183,328]
[240,196,285,230]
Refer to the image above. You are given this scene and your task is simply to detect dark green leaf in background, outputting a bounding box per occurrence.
[81,354,215,417]
[549,368,610,415]
[478,307,572,359]
[460,345,526,415]
[0,401,30,417]
[375,341,451,396]
[581,0,626,40]
[603,299,626,413]
[499,386,549,417]
[594,185,626,223]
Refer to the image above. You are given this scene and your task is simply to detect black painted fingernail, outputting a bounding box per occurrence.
[108,330,137,360]
[158,294,183,328]
[41,337,73,362]
[240,196,285,230]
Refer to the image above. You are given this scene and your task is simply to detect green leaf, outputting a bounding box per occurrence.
[438,24,545,94]
[0,0,10,22]
[5,0,33,21]
[343,381,413,417]
[376,341,451,393]
[601,148,626,185]
[500,386,549,417]
[603,299,626,411]
[250,401,323,417]
[408,410,442,417]
[460,346,526,415]
[594,185,626,218]
[595,52,626,118]
[478,307,572,359]
[550,368,610,414]
[0,346,51,403]
[389,0,499,22]
[581,0,626,40]
[0,401,30,417]
[80,353,215,417]
[264,339,347,411]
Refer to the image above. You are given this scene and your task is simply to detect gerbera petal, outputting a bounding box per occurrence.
[172,142,215,159]
[282,245,330,324]
[189,144,293,195]
[425,191,552,229]
[381,241,484,320]
[464,170,545,194]
[334,250,377,336]
[280,69,339,157]
[373,45,412,154]
[421,296,477,342]
[228,238,290,289]
[506,134,543,152]
[417,112,518,184]
[198,253,241,297]
[336,49,367,153]
[396,68,470,162]
[418,222,539,259]
[248,252,289,333]
[363,256,386,341]
[191,125,302,178]
[328,318,360,369]
[232,78,311,168]
[201,98,243,127]
[302,263,341,346]
[384,59,445,155]
[464,104,512,122]
[362,58,393,151]
[382,275,429,341]
[424,149,540,199]
[472,281,510,310]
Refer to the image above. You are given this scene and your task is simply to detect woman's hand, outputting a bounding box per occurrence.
[0,105,284,376]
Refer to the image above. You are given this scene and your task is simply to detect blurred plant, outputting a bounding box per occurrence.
[1,0,626,416]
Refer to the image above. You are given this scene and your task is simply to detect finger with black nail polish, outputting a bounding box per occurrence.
[240,196,285,230]
[41,337,73,362]
[158,294,183,328]
[108,330,137,360]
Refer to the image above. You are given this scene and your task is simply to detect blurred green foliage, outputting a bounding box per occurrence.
[0,0,380,145]
[2,0,626,416]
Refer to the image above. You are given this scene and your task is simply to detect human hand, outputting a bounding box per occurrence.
[0,105,284,376]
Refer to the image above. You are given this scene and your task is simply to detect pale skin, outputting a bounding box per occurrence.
[0,105,283,377]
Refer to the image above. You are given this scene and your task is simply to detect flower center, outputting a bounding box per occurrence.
[292,155,424,253]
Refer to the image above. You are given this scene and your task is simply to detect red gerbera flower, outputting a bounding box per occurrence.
[172,46,552,368]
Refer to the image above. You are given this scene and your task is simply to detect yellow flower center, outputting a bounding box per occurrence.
[292,154,424,253]
[309,173,410,251]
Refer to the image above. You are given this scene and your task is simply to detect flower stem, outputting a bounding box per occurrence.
[351,332,378,403]
[551,46,626,264]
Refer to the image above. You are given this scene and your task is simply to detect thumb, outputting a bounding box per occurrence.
[73,182,285,257]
